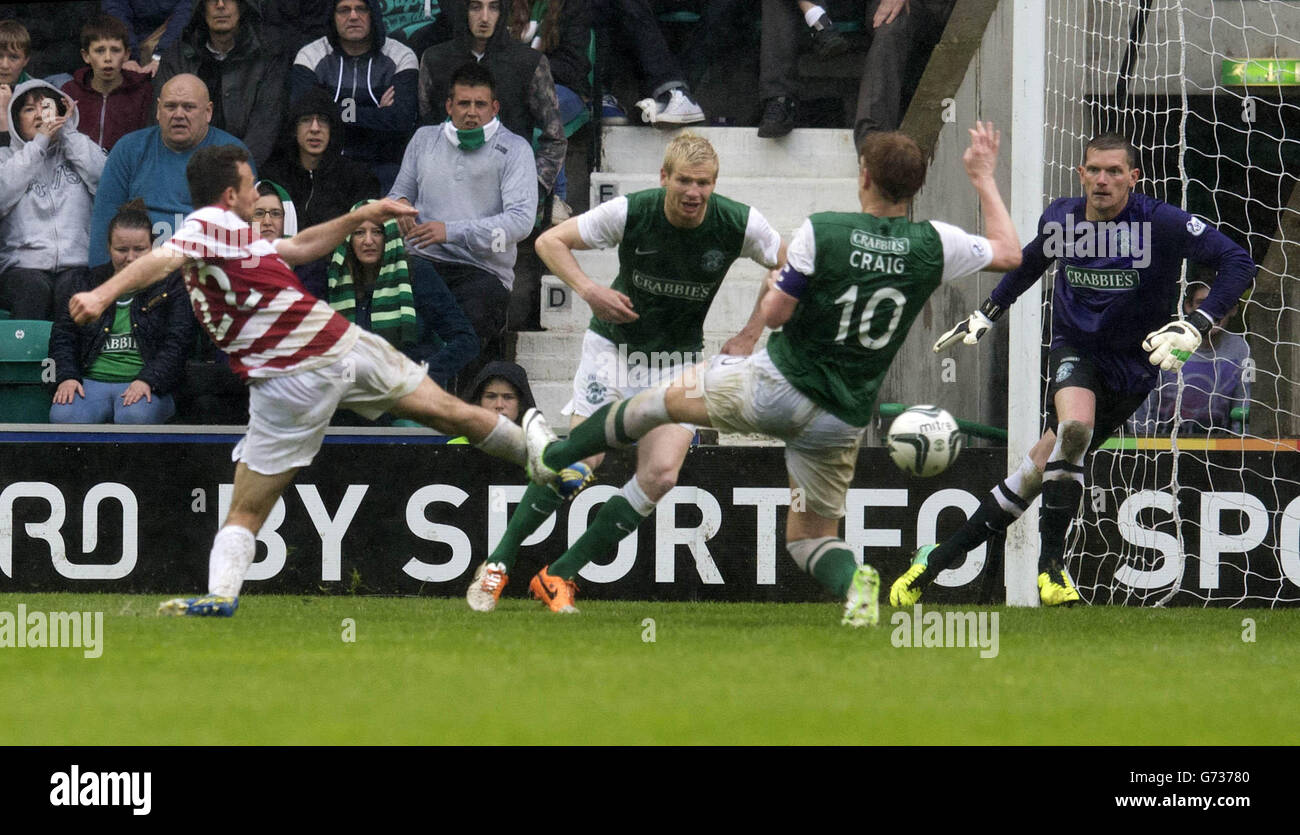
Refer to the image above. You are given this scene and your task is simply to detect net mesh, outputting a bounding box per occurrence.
[1040,0,1300,606]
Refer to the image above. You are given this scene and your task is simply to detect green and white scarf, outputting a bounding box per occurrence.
[327,200,418,347]
[442,116,501,150]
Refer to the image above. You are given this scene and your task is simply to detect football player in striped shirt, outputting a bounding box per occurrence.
[70,144,561,617]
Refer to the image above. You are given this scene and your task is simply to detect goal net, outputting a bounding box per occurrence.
[1039,0,1300,606]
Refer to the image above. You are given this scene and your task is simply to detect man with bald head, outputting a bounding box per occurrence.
[88,73,254,266]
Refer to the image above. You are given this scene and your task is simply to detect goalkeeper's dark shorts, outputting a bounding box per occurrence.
[1044,346,1149,453]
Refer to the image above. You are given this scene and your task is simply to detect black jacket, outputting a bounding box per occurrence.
[262,86,382,229]
[51,265,196,396]
[155,0,290,167]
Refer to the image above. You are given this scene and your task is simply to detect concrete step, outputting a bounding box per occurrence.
[589,173,859,237]
[530,379,575,428]
[598,126,859,179]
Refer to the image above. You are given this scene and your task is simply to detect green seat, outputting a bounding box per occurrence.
[0,319,52,384]
[0,386,51,422]
[0,319,52,423]
[0,309,10,320]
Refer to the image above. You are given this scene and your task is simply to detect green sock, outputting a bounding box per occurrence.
[490,482,564,572]
[542,400,627,470]
[810,546,859,598]
[548,494,647,580]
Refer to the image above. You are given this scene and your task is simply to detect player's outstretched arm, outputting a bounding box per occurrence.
[760,270,799,329]
[69,246,188,325]
[536,216,637,323]
[963,121,1021,272]
[277,199,419,267]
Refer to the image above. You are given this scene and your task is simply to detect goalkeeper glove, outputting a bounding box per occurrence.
[1142,310,1213,371]
[933,299,1003,353]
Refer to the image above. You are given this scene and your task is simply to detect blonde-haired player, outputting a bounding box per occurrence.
[466,131,787,613]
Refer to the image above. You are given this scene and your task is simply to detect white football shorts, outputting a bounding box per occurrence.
[702,350,865,519]
[234,329,427,474]
[563,330,697,432]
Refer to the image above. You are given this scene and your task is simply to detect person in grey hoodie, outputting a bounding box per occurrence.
[0,79,106,319]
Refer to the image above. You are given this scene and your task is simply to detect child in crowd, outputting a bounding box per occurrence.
[0,20,34,143]
[61,14,155,151]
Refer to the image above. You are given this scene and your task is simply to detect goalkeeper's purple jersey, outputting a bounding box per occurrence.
[990,193,1255,392]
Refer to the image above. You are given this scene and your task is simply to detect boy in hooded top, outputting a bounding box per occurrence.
[61,14,154,152]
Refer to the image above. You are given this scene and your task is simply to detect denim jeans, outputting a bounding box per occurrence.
[49,379,177,424]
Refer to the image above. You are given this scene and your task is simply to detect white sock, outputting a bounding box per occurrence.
[786,536,839,574]
[805,5,829,27]
[993,454,1042,516]
[620,476,658,517]
[475,413,526,466]
[208,525,257,598]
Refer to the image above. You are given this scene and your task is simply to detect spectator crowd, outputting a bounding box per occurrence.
[0,0,960,425]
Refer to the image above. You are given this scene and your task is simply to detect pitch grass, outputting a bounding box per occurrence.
[1,593,1296,745]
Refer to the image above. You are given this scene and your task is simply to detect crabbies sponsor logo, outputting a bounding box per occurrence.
[50,765,151,815]
[1042,215,1151,267]
[890,604,999,659]
[629,270,713,301]
[851,230,910,255]
[1063,267,1140,290]
[101,333,137,353]
[0,605,103,658]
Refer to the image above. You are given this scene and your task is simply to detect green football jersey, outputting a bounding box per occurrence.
[588,188,751,356]
[767,212,947,427]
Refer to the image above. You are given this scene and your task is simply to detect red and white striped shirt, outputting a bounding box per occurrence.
[164,207,357,379]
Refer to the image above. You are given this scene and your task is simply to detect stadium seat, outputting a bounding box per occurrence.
[0,319,52,383]
[0,319,53,423]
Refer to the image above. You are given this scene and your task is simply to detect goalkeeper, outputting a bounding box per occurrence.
[891,133,1256,608]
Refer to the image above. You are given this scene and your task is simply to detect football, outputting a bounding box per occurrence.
[886,405,964,477]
